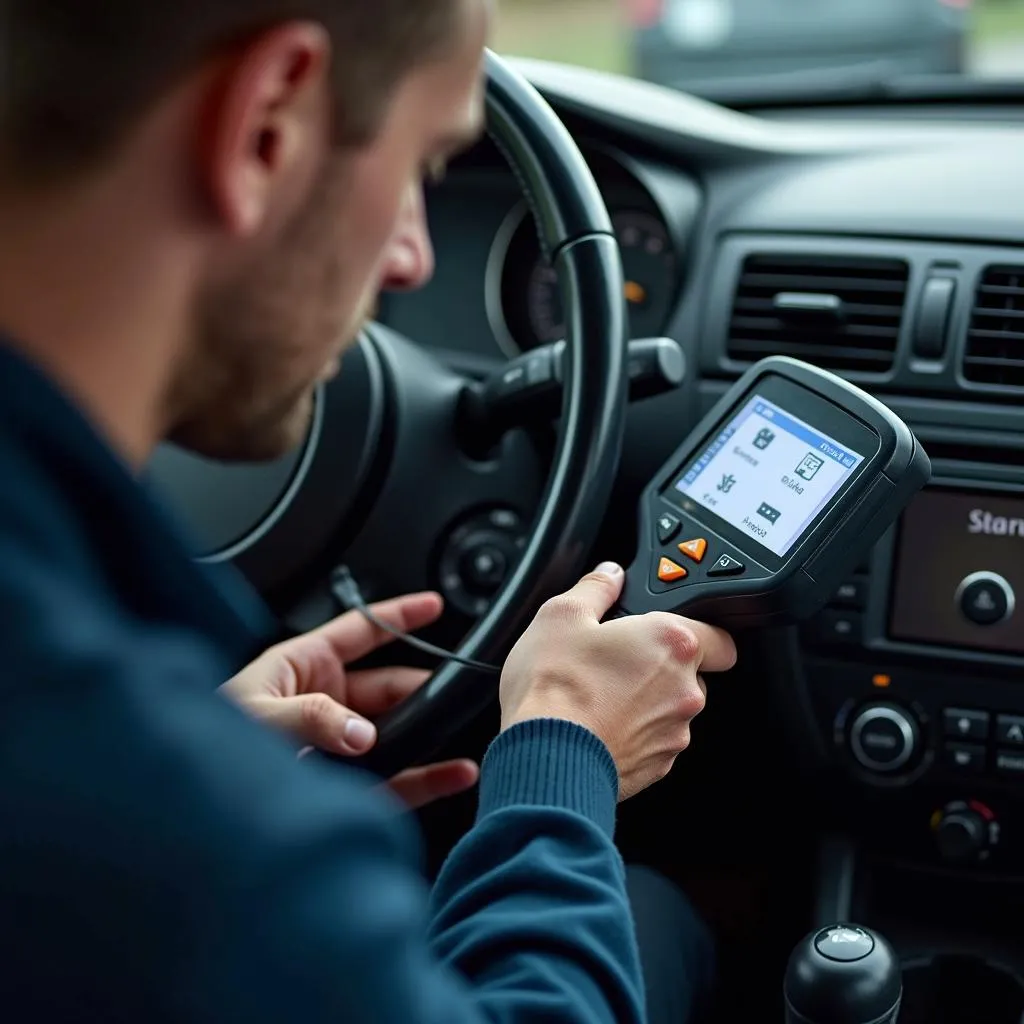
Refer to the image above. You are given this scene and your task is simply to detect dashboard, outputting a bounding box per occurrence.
[380,141,702,363]
[377,61,1024,885]
[147,60,1024,930]
[489,157,678,354]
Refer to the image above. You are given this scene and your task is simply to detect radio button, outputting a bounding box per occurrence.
[943,708,990,742]
[996,750,1024,778]
[816,610,863,645]
[942,743,986,775]
[832,578,868,609]
[956,572,1015,627]
[996,714,1024,748]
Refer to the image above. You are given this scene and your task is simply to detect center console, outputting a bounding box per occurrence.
[762,464,1024,1017]
[772,468,1024,875]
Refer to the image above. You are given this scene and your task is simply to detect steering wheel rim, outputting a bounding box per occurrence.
[356,52,629,778]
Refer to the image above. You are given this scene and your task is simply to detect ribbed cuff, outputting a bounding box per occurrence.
[477,718,619,839]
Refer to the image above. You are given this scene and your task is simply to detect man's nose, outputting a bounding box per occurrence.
[380,188,435,292]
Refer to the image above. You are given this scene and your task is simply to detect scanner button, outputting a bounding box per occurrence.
[656,513,681,544]
[678,538,708,564]
[707,553,745,577]
[657,557,688,584]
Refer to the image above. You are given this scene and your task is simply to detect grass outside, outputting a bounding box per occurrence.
[493,0,629,75]
[493,0,1024,76]
[974,1,1024,45]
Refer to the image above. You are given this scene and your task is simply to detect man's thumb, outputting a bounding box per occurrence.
[257,694,377,757]
[566,562,625,620]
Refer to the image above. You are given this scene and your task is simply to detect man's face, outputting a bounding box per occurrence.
[169,5,486,461]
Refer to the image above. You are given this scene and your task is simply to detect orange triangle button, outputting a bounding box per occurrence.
[658,557,688,583]
[678,538,708,564]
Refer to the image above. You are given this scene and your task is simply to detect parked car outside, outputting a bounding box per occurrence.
[625,0,970,99]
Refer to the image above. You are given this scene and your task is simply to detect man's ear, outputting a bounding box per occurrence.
[198,22,332,237]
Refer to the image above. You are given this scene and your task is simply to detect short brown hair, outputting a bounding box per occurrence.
[0,1,463,182]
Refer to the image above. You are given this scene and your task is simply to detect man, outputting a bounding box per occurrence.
[0,2,737,1022]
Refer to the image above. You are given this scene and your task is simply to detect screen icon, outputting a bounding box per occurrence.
[752,428,775,451]
[757,502,782,525]
[717,473,737,493]
[795,453,824,482]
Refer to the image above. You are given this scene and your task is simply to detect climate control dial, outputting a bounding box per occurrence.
[932,800,1000,865]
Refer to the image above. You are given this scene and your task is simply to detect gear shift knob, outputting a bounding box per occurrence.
[784,923,902,1024]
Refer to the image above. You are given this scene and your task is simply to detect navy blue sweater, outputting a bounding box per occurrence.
[0,342,644,1023]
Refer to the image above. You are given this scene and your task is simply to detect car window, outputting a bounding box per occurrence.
[494,0,1023,103]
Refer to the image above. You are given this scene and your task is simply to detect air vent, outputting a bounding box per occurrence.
[964,266,1024,388]
[915,432,1024,469]
[727,254,909,373]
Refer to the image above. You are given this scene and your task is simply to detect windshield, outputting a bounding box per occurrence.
[495,0,1021,104]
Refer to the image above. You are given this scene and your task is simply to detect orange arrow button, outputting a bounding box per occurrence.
[678,538,708,564]
[658,557,688,583]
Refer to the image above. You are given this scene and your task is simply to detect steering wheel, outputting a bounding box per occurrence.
[150,52,629,778]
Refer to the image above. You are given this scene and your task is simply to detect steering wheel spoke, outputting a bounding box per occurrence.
[338,323,547,620]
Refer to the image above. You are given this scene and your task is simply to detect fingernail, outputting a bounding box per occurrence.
[595,561,623,578]
[344,718,377,752]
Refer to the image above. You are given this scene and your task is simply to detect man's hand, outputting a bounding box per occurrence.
[500,562,737,801]
[221,592,479,809]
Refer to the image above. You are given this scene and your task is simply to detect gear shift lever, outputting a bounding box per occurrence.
[785,924,902,1024]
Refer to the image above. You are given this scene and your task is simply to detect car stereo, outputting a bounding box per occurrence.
[619,357,931,629]
[889,487,1023,657]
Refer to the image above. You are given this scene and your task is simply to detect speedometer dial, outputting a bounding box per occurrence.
[525,210,676,346]
[525,262,563,345]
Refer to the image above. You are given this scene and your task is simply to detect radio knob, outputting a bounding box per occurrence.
[849,703,919,774]
[955,572,1015,627]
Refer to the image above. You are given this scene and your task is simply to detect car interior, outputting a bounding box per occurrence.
[150,30,1024,1024]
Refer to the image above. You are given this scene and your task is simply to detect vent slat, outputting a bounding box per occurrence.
[726,254,908,373]
[965,355,1024,367]
[741,273,906,294]
[971,307,1024,321]
[966,328,1024,341]
[727,340,892,365]
[965,266,1024,388]
[730,317,900,342]
[978,284,1024,297]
